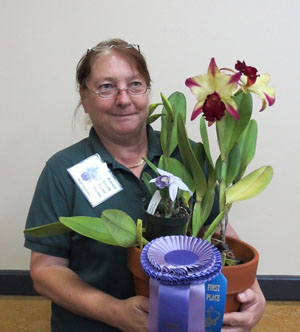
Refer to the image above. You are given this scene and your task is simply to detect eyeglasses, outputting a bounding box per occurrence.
[86,82,149,98]
[87,44,140,54]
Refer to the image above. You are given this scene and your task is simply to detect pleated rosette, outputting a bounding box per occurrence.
[141,235,222,285]
[140,235,226,332]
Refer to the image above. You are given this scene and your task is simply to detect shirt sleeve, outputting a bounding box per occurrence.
[24,163,72,258]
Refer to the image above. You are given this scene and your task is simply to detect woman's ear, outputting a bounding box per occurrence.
[79,86,88,113]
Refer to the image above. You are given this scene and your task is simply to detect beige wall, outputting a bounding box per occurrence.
[0,0,299,275]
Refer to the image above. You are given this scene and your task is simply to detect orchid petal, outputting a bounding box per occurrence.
[156,168,172,177]
[175,179,192,195]
[215,73,239,97]
[208,58,218,77]
[264,91,275,106]
[260,99,267,112]
[248,74,275,108]
[191,102,204,121]
[228,72,241,85]
[168,182,178,201]
[186,74,214,100]
[185,77,201,88]
[224,98,239,120]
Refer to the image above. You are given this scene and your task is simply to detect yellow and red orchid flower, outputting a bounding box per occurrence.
[185,58,241,123]
[235,60,258,86]
[235,60,275,111]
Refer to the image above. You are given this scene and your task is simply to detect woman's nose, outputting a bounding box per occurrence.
[116,89,132,106]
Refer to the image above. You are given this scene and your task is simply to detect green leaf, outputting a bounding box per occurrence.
[192,142,205,170]
[200,154,217,224]
[200,117,213,167]
[148,102,162,117]
[225,92,253,154]
[158,155,169,171]
[24,222,71,237]
[181,191,191,207]
[59,216,118,245]
[60,210,138,248]
[160,93,173,157]
[137,219,143,250]
[200,187,215,229]
[203,209,227,240]
[164,157,195,194]
[235,120,258,181]
[177,113,207,200]
[226,166,273,204]
[147,114,163,125]
[226,143,241,186]
[161,93,173,119]
[143,157,158,174]
[160,94,171,156]
[215,92,252,160]
[160,92,187,157]
[168,92,187,157]
[192,201,202,236]
[215,156,222,183]
[216,117,227,160]
[142,172,156,195]
[100,210,138,247]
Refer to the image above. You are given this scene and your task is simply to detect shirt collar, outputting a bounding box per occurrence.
[88,125,162,168]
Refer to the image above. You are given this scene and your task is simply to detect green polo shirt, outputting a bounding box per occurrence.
[25,125,218,332]
[25,125,163,332]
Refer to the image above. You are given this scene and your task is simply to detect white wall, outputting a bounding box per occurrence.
[1,0,299,275]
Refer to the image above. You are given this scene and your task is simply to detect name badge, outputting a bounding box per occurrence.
[67,154,123,207]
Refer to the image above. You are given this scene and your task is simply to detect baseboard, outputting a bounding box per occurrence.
[0,270,299,300]
[257,275,300,301]
[0,270,37,296]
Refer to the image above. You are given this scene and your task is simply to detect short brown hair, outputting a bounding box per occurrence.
[76,38,151,90]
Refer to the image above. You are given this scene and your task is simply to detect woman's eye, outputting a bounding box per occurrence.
[130,81,142,87]
[100,84,114,90]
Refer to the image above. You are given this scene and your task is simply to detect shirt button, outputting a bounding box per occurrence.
[141,197,146,203]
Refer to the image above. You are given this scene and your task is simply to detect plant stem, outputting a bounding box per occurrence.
[220,211,229,244]
[219,158,227,211]
[219,160,227,244]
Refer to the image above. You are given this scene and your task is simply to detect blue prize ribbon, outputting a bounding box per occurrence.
[158,284,190,332]
[140,236,226,332]
[205,273,227,332]
[189,283,205,332]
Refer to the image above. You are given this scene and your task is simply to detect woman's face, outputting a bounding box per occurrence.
[82,51,149,142]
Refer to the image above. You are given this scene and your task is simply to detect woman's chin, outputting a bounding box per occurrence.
[110,122,144,137]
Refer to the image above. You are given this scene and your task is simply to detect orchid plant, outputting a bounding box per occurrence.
[148,168,192,218]
[175,58,275,262]
[24,58,275,264]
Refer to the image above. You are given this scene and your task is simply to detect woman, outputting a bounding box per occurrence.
[25,38,265,332]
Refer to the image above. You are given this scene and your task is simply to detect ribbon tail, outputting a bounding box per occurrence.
[149,278,159,332]
[189,283,205,332]
[158,284,190,332]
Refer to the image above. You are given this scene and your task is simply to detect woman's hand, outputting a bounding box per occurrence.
[115,296,149,332]
[30,251,148,330]
[222,282,266,332]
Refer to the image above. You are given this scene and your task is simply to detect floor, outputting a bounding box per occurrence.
[0,296,299,331]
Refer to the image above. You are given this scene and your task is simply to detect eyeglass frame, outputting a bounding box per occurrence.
[85,83,150,99]
[87,44,140,55]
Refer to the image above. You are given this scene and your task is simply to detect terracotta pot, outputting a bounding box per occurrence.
[127,236,259,313]
[127,245,149,297]
[220,236,259,312]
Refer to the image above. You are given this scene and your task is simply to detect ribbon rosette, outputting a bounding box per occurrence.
[141,235,226,332]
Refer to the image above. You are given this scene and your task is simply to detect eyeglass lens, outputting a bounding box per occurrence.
[99,85,147,98]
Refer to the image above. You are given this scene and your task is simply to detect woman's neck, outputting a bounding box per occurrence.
[94,127,148,176]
